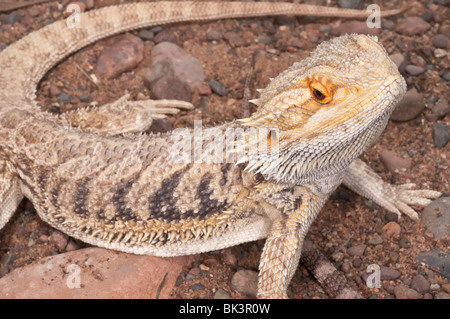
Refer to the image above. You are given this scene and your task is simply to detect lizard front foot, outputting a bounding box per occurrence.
[384,183,442,220]
[343,158,442,220]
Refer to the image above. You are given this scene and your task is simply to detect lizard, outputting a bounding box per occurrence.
[0,1,442,298]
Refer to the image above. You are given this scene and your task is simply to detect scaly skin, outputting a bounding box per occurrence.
[0,2,441,298]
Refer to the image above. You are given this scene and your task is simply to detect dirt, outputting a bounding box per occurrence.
[0,0,448,299]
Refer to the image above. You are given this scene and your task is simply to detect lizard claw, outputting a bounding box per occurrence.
[387,183,442,220]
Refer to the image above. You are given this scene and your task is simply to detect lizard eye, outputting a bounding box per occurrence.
[308,80,332,104]
[312,88,325,101]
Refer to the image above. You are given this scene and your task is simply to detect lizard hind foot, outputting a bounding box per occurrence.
[61,93,194,135]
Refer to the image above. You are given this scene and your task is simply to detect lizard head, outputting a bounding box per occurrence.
[239,34,406,185]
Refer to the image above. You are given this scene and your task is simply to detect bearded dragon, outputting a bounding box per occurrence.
[0,1,441,298]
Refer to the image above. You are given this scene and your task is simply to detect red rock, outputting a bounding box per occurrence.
[0,248,192,299]
[151,42,205,89]
[151,75,192,102]
[390,88,425,122]
[49,230,69,250]
[395,17,431,36]
[231,269,258,297]
[96,34,144,79]
[379,150,412,173]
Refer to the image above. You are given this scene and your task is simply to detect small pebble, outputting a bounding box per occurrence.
[421,11,434,22]
[337,0,364,9]
[206,30,223,41]
[382,222,401,240]
[441,283,450,293]
[319,25,331,33]
[437,292,450,299]
[50,231,69,250]
[224,32,246,47]
[1,11,19,25]
[394,284,421,299]
[443,73,450,81]
[389,251,399,262]
[405,65,425,76]
[79,95,90,103]
[65,239,80,252]
[382,20,395,30]
[150,119,172,134]
[138,29,154,41]
[331,251,344,262]
[209,80,228,96]
[380,266,401,281]
[410,275,430,293]
[341,261,352,273]
[390,88,425,122]
[58,93,71,103]
[430,283,440,291]
[199,264,210,271]
[231,270,258,297]
[426,95,438,106]
[153,29,176,44]
[389,53,405,68]
[257,34,274,45]
[433,34,449,48]
[190,283,205,291]
[432,124,449,148]
[214,288,231,299]
[398,236,411,248]
[84,0,94,9]
[352,258,362,268]
[27,7,40,17]
[368,234,383,245]
[347,244,366,257]
[416,250,450,279]
[275,15,292,25]
[434,48,447,58]
[421,197,450,239]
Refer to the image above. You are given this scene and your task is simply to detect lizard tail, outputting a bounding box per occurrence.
[0,1,403,110]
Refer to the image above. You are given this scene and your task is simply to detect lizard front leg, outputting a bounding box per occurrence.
[60,94,193,135]
[257,187,328,298]
[343,158,441,220]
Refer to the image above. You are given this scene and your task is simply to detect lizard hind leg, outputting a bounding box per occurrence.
[61,94,194,135]
[0,160,23,230]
